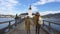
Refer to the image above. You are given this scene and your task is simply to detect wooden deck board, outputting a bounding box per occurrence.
[7,21,46,34]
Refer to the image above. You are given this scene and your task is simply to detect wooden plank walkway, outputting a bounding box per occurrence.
[7,20,46,34]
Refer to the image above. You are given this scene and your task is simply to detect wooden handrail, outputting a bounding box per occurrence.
[44,24,60,32]
[43,20,60,25]
[43,20,60,34]
[0,18,24,29]
[0,20,14,24]
[0,18,25,34]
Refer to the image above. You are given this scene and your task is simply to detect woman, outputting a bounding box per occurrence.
[33,12,40,34]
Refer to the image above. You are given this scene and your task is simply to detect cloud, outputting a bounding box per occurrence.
[40,11,60,15]
[31,0,60,15]
[32,0,60,5]
[31,6,38,12]
[0,0,19,15]
[0,11,16,15]
[28,6,60,16]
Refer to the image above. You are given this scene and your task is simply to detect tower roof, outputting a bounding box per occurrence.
[29,5,31,10]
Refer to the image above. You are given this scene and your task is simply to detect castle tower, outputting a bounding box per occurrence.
[28,5,32,18]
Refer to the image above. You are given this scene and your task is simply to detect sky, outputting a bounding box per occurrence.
[0,0,60,15]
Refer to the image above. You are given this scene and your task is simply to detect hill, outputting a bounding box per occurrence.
[42,13,60,18]
[0,14,15,18]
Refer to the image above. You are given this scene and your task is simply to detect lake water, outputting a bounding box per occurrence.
[0,18,15,29]
[43,18,60,31]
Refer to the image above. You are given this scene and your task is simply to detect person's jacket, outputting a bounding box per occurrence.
[33,15,39,26]
[25,18,31,30]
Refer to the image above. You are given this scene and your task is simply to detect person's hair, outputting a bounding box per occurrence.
[35,12,40,16]
[27,16,29,18]
[36,12,39,14]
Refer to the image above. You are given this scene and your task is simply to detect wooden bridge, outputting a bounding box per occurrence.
[0,18,60,34]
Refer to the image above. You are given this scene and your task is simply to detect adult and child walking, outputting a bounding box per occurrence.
[25,12,43,34]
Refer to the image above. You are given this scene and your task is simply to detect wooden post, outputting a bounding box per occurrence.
[48,22,51,32]
[43,20,44,27]
[8,21,11,31]
[15,19,17,26]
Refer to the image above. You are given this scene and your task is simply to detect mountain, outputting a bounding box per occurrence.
[42,13,60,18]
[0,14,15,18]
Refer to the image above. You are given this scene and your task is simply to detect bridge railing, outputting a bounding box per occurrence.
[42,20,60,34]
[0,20,15,34]
[0,18,25,34]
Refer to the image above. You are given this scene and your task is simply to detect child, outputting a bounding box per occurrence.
[25,16,31,34]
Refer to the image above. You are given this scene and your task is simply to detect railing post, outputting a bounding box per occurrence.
[48,22,51,32]
[8,21,11,31]
[43,20,44,27]
[15,19,17,26]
